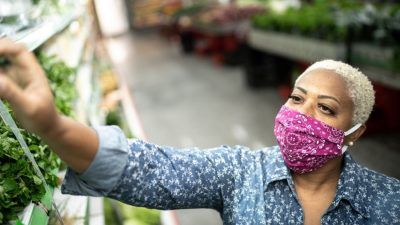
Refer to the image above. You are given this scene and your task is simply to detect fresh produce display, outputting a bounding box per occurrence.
[120,204,160,225]
[252,1,400,44]
[174,3,265,27]
[38,53,77,117]
[104,199,161,225]
[128,0,182,28]
[0,53,76,224]
[106,109,122,127]
[195,4,265,25]
[338,3,400,46]
[252,1,349,42]
[172,3,205,20]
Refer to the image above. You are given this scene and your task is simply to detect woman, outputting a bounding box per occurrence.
[0,39,399,225]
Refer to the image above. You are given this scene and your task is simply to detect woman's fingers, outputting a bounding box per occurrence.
[0,38,25,56]
[0,39,30,66]
[0,74,27,108]
[0,38,40,75]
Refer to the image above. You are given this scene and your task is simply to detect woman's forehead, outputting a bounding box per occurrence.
[295,69,352,102]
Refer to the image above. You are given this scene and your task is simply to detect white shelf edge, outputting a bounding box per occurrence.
[68,17,93,68]
[11,9,83,52]
[356,64,400,89]
[74,40,95,124]
[42,14,93,69]
[52,186,88,225]
[161,211,180,225]
[18,202,34,225]
[88,197,105,225]
[248,28,346,62]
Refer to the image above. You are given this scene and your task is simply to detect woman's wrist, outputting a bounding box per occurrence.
[38,115,99,173]
[37,113,66,141]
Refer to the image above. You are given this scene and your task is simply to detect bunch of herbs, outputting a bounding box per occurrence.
[0,53,77,223]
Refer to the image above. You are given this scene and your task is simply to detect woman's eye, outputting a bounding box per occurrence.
[289,95,302,103]
[318,104,335,115]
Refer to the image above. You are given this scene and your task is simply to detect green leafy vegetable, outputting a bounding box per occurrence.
[0,53,77,224]
[38,53,78,117]
[252,1,400,44]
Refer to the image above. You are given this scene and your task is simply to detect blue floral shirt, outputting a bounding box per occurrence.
[62,126,400,225]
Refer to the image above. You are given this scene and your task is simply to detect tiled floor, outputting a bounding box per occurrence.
[106,31,400,225]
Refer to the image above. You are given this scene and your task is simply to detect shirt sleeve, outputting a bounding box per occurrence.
[106,140,242,211]
[61,125,244,211]
[61,126,130,197]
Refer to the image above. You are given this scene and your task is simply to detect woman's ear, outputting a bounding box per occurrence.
[346,124,366,144]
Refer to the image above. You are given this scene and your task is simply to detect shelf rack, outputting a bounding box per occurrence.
[248,28,400,90]
[16,187,54,225]
[11,10,83,51]
[248,28,346,62]
[3,2,97,225]
[351,43,400,89]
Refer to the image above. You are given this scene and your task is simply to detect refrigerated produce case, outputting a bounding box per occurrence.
[1,0,179,224]
[1,0,102,224]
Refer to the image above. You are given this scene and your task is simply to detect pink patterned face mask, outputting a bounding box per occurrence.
[274,105,361,174]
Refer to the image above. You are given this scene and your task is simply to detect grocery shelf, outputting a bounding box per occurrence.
[52,180,89,225]
[352,43,400,89]
[191,21,248,35]
[50,36,105,225]
[50,34,105,225]
[248,28,400,90]
[6,4,93,225]
[356,64,400,89]
[88,197,105,225]
[74,27,96,124]
[352,43,394,69]
[42,14,93,68]
[17,187,54,225]
[248,28,346,62]
[10,9,83,52]
[74,57,94,124]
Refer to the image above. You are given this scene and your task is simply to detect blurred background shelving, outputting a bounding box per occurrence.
[1,0,400,225]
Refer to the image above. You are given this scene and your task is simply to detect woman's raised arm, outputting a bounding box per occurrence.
[0,38,98,173]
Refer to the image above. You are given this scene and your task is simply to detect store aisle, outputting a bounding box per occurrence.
[106,31,400,225]
[106,32,283,150]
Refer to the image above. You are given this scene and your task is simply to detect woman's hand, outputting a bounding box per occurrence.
[0,38,99,173]
[0,38,59,136]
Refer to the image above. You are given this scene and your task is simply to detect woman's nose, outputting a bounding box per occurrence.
[296,102,315,117]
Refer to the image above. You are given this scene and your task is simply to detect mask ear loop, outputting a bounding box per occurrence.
[344,123,362,136]
[341,123,362,153]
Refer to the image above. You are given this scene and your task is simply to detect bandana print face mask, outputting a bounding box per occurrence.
[274,105,361,174]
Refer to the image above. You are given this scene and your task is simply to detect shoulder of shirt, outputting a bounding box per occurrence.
[355,162,400,200]
[357,163,400,186]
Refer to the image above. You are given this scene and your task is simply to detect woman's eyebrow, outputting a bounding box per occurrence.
[295,86,341,104]
[318,95,341,105]
[295,86,307,94]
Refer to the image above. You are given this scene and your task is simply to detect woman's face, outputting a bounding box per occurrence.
[285,69,354,131]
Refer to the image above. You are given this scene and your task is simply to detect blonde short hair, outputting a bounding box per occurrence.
[296,59,375,125]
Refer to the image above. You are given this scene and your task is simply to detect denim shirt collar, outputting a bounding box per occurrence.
[331,152,370,218]
[263,146,370,218]
[262,146,291,186]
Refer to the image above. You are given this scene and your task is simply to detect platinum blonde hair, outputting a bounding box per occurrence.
[296,59,375,125]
